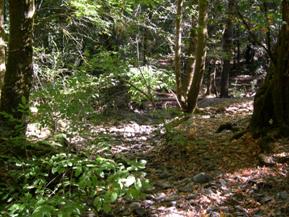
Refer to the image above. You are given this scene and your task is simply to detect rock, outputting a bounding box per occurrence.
[216,123,238,133]
[278,191,289,200]
[158,168,171,179]
[134,207,147,217]
[258,154,275,166]
[143,199,154,207]
[129,202,141,210]
[155,181,171,189]
[155,192,167,201]
[163,195,179,202]
[178,183,194,192]
[261,196,273,203]
[219,179,227,186]
[192,172,212,184]
[170,201,177,207]
[129,202,147,217]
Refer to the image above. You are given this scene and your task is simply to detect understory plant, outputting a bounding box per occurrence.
[127,65,175,105]
[1,152,149,217]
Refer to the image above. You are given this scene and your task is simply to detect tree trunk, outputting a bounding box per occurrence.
[250,0,289,136]
[220,0,235,98]
[183,15,197,96]
[186,0,208,113]
[174,0,208,113]
[0,0,5,91]
[175,0,186,108]
[0,0,35,132]
[206,59,217,96]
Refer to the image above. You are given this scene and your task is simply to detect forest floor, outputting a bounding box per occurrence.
[22,96,289,217]
[73,97,289,217]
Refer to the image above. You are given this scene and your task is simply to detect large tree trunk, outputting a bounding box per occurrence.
[220,0,235,98]
[250,0,289,136]
[0,0,5,91]
[0,0,35,132]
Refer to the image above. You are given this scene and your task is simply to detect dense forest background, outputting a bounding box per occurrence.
[0,0,289,216]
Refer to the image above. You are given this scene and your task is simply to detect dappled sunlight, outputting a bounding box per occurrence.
[135,98,289,216]
[26,123,51,140]
[86,121,158,155]
[2,0,289,216]
[23,93,289,216]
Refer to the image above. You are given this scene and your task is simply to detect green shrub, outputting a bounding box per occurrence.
[1,153,149,216]
[127,65,175,105]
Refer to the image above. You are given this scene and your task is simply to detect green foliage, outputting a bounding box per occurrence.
[127,65,175,105]
[31,72,99,131]
[238,0,282,39]
[80,50,127,75]
[1,153,149,216]
[165,127,188,146]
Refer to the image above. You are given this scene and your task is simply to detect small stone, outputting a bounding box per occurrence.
[160,171,171,179]
[178,183,194,192]
[170,201,177,207]
[143,199,154,207]
[219,179,227,186]
[279,191,289,200]
[258,154,275,166]
[261,196,273,203]
[129,202,147,217]
[134,207,147,217]
[192,172,212,184]
[163,195,179,202]
[155,192,166,201]
[155,181,171,189]
[129,202,141,210]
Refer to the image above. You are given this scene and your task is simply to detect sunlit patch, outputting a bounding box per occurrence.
[29,106,38,113]
[26,123,51,139]
[87,122,157,155]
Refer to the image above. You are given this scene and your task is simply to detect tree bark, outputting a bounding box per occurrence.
[250,0,289,136]
[183,15,197,96]
[0,0,35,132]
[206,59,217,96]
[186,0,208,113]
[175,0,186,108]
[220,0,235,98]
[0,0,5,91]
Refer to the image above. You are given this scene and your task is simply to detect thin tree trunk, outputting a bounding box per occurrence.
[220,0,235,98]
[183,15,197,96]
[0,0,5,91]
[175,0,186,108]
[262,1,272,53]
[186,0,208,113]
[0,0,35,132]
[206,59,217,95]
